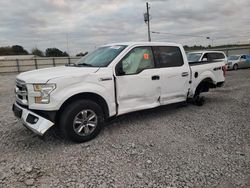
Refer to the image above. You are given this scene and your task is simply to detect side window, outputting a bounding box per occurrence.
[207,53,215,61]
[216,53,225,59]
[116,47,154,75]
[208,53,225,61]
[241,55,246,59]
[154,46,184,68]
[202,53,208,61]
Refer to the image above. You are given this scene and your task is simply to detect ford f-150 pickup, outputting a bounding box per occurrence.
[13,42,225,142]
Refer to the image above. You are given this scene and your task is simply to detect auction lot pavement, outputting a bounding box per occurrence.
[0,69,249,188]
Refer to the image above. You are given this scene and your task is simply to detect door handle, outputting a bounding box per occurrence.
[151,75,160,80]
[182,72,189,77]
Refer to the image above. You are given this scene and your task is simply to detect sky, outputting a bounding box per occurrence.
[0,0,250,55]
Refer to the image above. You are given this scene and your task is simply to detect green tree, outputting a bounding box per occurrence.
[12,45,29,55]
[62,51,69,57]
[31,48,44,56]
[45,48,69,57]
[0,46,12,55]
[0,45,29,55]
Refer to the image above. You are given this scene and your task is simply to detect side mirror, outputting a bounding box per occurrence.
[116,66,125,76]
[202,58,208,61]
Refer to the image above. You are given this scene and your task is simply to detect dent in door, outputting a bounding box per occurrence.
[117,76,161,113]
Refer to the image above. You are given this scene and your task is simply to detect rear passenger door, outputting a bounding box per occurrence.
[153,46,190,105]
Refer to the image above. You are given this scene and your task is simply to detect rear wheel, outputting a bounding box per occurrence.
[233,64,238,70]
[59,100,104,142]
[193,83,206,106]
[193,95,205,106]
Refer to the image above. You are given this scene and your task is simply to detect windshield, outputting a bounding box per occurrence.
[187,53,202,62]
[228,55,240,61]
[75,45,127,67]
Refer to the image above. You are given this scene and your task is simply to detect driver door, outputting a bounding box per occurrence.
[115,46,161,115]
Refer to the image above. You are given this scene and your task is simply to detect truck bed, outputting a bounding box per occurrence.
[189,61,225,97]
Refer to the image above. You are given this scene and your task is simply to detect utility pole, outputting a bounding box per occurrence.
[144,2,151,42]
[66,33,69,55]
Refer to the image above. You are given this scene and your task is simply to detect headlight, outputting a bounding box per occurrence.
[33,84,56,104]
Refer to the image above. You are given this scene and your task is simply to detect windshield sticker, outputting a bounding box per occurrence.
[144,53,149,60]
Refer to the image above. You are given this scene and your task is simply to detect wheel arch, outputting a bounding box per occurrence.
[55,92,110,125]
[194,77,215,96]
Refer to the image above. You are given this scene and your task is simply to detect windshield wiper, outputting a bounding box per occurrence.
[76,63,93,67]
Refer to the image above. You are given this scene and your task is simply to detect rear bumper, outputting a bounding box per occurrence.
[12,103,54,136]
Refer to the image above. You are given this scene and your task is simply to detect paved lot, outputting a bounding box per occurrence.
[0,69,249,188]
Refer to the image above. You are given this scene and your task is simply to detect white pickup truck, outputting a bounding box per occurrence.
[13,42,225,142]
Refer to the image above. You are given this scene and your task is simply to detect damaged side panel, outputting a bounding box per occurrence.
[115,70,161,115]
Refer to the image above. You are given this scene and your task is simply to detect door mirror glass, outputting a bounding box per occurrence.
[202,57,208,61]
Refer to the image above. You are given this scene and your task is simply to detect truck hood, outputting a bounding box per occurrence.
[17,66,99,83]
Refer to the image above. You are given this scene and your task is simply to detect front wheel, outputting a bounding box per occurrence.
[233,64,238,70]
[59,100,104,143]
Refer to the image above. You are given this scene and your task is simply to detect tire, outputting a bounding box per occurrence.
[193,95,205,106]
[59,100,104,143]
[233,64,238,70]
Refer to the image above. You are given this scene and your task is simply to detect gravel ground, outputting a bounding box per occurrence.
[0,69,250,188]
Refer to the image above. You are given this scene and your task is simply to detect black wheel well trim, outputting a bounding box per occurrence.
[195,77,215,95]
[201,77,214,83]
[55,92,110,125]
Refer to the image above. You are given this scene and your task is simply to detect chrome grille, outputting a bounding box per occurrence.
[15,79,28,105]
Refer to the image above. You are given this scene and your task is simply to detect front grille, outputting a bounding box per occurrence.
[15,79,28,105]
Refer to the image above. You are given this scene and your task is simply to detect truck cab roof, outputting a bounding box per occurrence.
[102,42,182,47]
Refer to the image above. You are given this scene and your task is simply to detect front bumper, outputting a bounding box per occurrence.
[12,103,54,136]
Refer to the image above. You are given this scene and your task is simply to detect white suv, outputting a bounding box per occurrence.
[187,51,227,64]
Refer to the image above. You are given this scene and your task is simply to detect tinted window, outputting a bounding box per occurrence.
[207,53,225,61]
[187,53,202,62]
[216,53,225,59]
[116,47,155,75]
[154,46,184,68]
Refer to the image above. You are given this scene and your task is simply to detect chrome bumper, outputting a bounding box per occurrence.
[12,103,54,136]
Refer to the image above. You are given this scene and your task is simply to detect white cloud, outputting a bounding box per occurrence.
[0,0,250,54]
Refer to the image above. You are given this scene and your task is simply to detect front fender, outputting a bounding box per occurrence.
[29,76,116,116]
